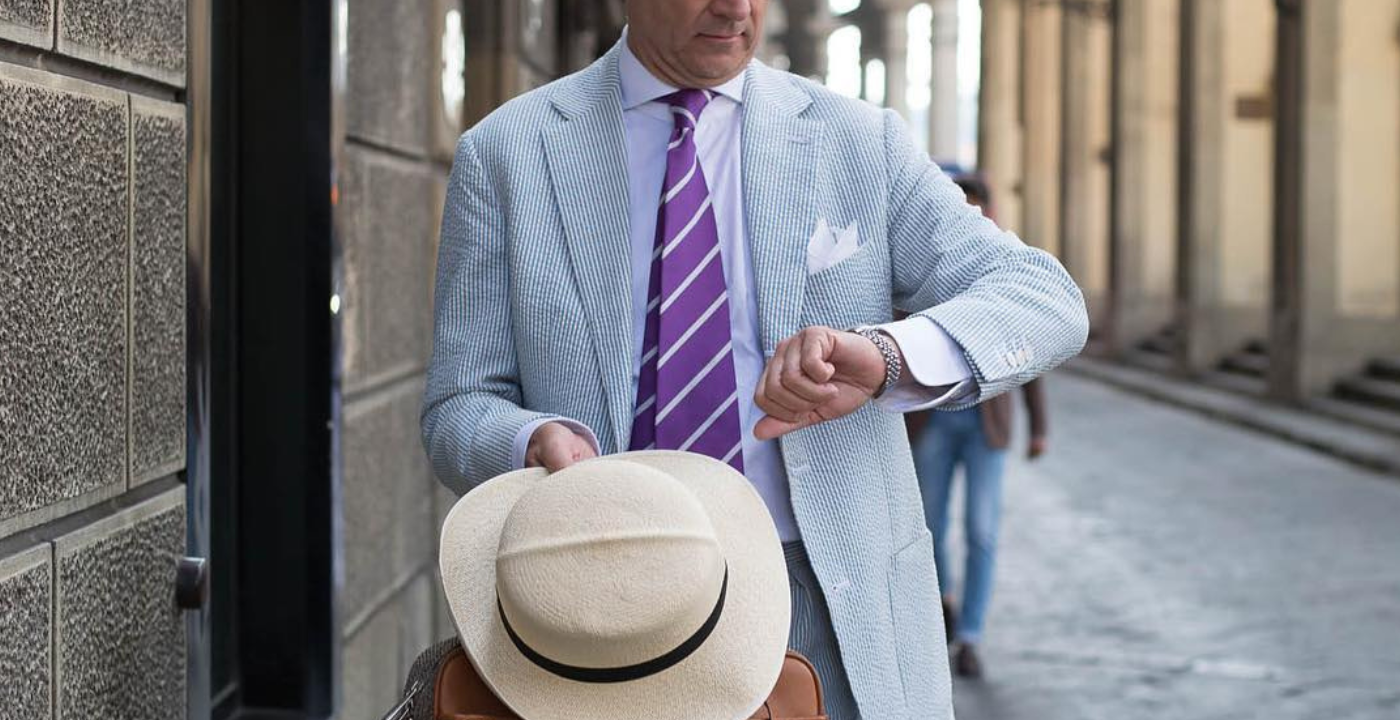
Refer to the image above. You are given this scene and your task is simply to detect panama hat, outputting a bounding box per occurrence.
[439,450,792,720]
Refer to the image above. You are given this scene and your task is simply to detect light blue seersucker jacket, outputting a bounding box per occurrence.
[422,40,1088,720]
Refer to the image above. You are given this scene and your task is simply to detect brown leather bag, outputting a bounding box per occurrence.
[390,638,827,720]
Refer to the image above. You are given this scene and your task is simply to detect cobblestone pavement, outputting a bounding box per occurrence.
[937,374,1400,720]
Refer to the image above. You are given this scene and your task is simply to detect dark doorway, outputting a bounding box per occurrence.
[191,1,341,718]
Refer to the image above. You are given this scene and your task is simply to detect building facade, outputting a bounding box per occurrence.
[1,1,623,719]
[977,0,1400,426]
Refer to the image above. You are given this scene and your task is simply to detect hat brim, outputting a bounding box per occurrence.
[440,450,792,720]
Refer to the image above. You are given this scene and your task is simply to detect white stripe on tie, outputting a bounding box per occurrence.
[647,294,660,314]
[658,292,728,369]
[656,342,732,423]
[662,196,713,259]
[660,244,721,314]
[633,394,656,417]
[720,442,742,464]
[663,157,699,204]
[668,127,691,150]
[641,345,658,366]
[669,105,698,128]
[679,391,739,452]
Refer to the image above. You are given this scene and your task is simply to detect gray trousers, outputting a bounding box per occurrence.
[784,541,861,720]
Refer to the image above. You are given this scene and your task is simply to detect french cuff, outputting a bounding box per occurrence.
[871,315,978,412]
[511,416,602,470]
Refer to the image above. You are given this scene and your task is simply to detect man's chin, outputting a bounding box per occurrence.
[682,56,750,86]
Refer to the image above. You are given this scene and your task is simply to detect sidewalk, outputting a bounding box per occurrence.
[1063,358,1400,478]
[947,374,1400,720]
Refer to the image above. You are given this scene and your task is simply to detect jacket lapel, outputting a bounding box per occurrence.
[544,46,634,451]
[741,64,823,357]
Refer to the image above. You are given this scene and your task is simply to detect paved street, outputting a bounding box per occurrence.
[939,375,1400,720]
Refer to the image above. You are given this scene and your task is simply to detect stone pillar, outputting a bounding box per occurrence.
[781,0,830,80]
[1176,0,1275,376]
[1270,0,1400,401]
[880,0,913,120]
[1058,3,1113,329]
[1020,0,1063,256]
[928,0,960,160]
[977,0,1023,234]
[1109,0,1180,354]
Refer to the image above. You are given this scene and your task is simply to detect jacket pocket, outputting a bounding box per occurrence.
[800,244,887,330]
[887,529,952,719]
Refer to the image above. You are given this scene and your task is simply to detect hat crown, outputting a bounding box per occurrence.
[495,459,728,670]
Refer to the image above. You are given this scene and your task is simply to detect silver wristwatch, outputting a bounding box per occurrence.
[852,327,903,397]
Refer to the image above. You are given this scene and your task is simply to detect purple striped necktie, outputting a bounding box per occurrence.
[628,88,745,473]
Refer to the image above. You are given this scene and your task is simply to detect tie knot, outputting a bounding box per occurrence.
[663,88,714,128]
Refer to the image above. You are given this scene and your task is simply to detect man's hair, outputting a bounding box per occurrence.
[952,175,991,205]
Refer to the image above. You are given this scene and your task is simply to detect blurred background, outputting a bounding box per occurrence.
[1,1,1397,719]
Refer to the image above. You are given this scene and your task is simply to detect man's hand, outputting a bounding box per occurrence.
[1027,436,1047,461]
[525,422,598,472]
[753,326,891,440]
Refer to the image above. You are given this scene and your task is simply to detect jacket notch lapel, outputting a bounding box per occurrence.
[742,67,824,358]
[543,50,634,451]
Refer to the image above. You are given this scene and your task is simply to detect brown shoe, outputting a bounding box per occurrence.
[954,643,983,678]
[941,598,957,644]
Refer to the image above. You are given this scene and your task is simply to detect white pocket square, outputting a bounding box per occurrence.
[806,218,861,275]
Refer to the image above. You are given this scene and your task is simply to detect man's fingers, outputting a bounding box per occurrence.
[783,335,838,403]
[539,438,577,472]
[754,413,816,441]
[800,330,837,384]
[573,439,599,462]
[758,348,806,421]
[527,423,595,473]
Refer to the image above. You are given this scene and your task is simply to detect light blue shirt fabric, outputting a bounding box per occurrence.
[512,35,976,541]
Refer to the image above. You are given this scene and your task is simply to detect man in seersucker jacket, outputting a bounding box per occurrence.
[421,1,1089,718]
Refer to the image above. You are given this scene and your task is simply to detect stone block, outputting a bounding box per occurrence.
[341,576,435,720]
[0,63,128,532]
[340,148,437,392]
[0,0,52,48]
[341,380,436,627]
[341,599,403,720]
[57,0,186,86]
[426,173,447,301]
[432,567,456,643]
[399,572,436,677]
[346,0,432,155]
[0,543,52,719]
[432,483,458,642]
[131,97,187,484]
[54,488,185,720]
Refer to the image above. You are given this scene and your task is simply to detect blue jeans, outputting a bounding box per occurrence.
[912,408,1006,645]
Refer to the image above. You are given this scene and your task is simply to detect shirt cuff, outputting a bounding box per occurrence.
[511,416,602,470]
[871,315,978,412]
[876,377,978,412]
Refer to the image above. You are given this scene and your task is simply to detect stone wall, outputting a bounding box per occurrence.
[335,0,457,716]
[0,0,189,717]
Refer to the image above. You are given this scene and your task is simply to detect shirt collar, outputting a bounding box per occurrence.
[618,26,747,111]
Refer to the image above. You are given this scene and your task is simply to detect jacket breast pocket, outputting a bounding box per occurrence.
[800,243,889,330]
[888,530,952,719]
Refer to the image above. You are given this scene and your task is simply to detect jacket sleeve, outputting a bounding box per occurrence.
[882,109,1089,406]
[420,134,554,495]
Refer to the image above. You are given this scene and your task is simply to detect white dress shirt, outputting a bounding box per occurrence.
[513,36,975,541]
